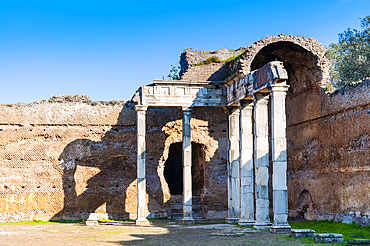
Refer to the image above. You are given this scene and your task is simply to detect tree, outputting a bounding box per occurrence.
[326,15,370,87]
[167,64,180,80]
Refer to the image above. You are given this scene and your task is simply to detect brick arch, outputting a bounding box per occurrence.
[157,118,218,203]
[242,35,331,95]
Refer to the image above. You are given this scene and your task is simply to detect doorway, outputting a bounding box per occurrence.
[164,142,205,196]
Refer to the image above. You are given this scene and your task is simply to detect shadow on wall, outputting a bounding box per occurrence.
[52,102,163,221]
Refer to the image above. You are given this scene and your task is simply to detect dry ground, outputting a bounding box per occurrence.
[0,220,318,246]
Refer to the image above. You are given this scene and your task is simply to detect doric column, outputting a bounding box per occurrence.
[226,106,241,223]
[135,105,150,226]
[182,107,194,225]
[253,93,272,229]
[238,100,255,226]
[269,83,291,234]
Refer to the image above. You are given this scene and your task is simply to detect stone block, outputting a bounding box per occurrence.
[273,214,288,224]
[272,162,287,190]
[273,190,288,214]
[315,233,343,243]
[256,185,268,199]
[86,213,99,226]
[255,167,268,186]
[242,184,253,194]
[342,215,354,224]
[347,239,370,245]
[290,229,315,238]
[270,225,291,234]
[256,199,269,209]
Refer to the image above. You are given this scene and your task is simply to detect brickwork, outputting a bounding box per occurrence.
[0,98,228,222]
[286,79,370,224]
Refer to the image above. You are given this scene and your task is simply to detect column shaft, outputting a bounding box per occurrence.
[182,107,194,225]
[253,93,272,229]
[239,100,255,225]
[226,107,241,223]
[135,105,149,226]
[269,84,291,234]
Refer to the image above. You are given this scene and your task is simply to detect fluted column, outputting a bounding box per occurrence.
[269,83,291,234]
[182,107,194,225]
[226,106,241,223]
[253,93,271,230]
[238,100,255,225]
[135,105,150,226]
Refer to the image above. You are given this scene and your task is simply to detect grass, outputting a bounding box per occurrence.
[290,220,370,241]
[0,219,84,225]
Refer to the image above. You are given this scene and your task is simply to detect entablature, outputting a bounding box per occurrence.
[132,80,227,108]
[224,61,288,106]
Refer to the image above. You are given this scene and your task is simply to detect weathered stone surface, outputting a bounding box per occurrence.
[347,239,370,245]
[290,229,315,238]
[315,233,343,243]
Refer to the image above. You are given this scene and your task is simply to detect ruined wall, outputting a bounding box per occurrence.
[0,97,228,222]
[286,80,370,225]
[179,48,245,81]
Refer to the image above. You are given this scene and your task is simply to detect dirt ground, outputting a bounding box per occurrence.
[0,220,318,246]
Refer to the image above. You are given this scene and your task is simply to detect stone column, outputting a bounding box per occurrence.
[238,100,255,226]
[182,107,194,225]
[226,106,241,223]
[269,83,291,234]
[253,93,271,229]
[135,105,150,226]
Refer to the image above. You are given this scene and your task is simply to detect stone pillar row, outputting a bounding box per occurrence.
[135,105,195,226]
[226,83,291,233]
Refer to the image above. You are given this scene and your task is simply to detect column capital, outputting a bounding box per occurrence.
[239,99,253,108]
[252,93,269,104]
[227,106,240,114]
[269,83,290,93]
[182,107,193,112]
[135,105,148,112]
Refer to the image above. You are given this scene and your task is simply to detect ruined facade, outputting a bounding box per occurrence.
[0,35,369,226]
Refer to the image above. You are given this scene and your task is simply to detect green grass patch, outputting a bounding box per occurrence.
[290,220,370,241]
[0,219,84,225]
[98,219,134,223]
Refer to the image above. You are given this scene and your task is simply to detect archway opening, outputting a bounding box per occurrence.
[250,41,320,96]
[164,142,205,196]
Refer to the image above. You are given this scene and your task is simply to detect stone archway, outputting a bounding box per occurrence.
[158,118,218,203]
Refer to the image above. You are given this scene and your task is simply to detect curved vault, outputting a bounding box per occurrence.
[241,35,331,95]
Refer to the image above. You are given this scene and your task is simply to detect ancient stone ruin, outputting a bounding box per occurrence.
[0,35,369,231]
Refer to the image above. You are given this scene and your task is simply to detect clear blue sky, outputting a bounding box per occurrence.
[1,0,369,104]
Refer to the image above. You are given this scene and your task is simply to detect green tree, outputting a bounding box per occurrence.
[326,15,370,87]
[167,64,180,80]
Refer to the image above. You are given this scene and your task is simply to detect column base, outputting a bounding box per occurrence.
[253,221,272,230]
[238,219,255,226]
[225,217,240,224]
[181,217,194,225]
[85,220,98,226]
[270,225,292,234]
[136,217,150,226]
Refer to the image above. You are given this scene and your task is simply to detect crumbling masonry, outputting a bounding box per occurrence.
[0,35,369,228]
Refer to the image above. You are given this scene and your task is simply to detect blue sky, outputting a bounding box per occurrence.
[0,0,369,103]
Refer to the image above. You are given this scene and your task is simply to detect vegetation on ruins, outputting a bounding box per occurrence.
[326,15,370,87]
